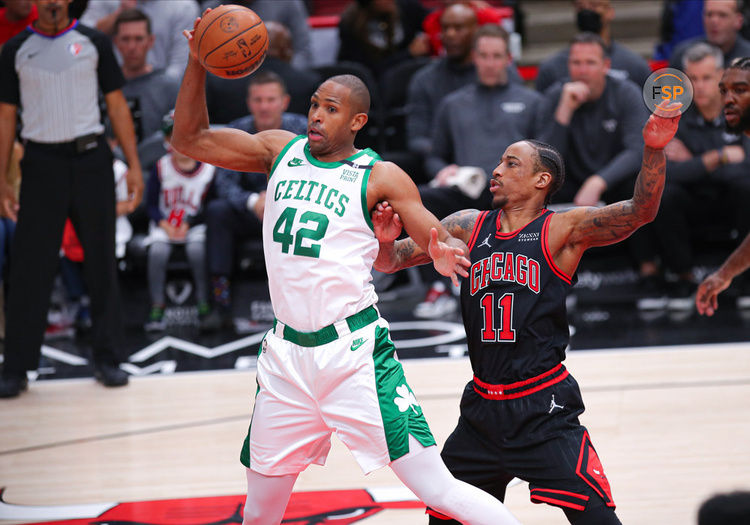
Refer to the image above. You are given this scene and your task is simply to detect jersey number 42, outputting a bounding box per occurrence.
[273,206,330,258]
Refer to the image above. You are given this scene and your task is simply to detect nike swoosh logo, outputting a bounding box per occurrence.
[287,158,303,167]
[350,338,367,351]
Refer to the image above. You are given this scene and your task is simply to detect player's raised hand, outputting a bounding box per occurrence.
[643,100,682,149]
[372,201,403,243]
[428,227,470,287]
[183,9,210,60]
[696,272,731,316]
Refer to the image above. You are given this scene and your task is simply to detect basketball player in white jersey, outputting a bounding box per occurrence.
[172,11,520,525]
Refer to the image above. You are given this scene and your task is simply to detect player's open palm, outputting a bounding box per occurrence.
[643,101,682,149]
[428,228,470,287]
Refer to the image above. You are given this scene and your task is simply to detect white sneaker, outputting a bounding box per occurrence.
[413,282,458,319]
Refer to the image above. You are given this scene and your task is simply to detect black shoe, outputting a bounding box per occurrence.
[94,363,129,387]
[0,373,28,398]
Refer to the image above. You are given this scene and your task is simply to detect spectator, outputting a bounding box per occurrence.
[414,24,542,318]
[406,3,478,157]
[422,0,510,57]
[337,0,431,82]
[206,20,319,123]
[201,0,313,69]
[536,33,647,207]
[642,42,750,310]
[202,71,307,332]
[653,0,705,61]
[535,0,652,93]
[80,0,199,80]
[406,3,523,160]
[144,112,214,332]
[669,0,750,71]
[112,8,179,172]
[0,0,37,50]
[535,33,650,286]
[0,0,143,398]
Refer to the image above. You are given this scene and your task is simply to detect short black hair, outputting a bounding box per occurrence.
[114,8,151,35]
[570,32,609,58]
[248,71,288,95]
[698,491,750,525]
[728,56,750,71]
[525,140,565,205]
[327,74,371,114]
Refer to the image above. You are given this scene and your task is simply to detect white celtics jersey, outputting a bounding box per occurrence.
[263,136,381,331]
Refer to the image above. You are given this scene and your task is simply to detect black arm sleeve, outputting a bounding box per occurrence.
[0,33,26,106]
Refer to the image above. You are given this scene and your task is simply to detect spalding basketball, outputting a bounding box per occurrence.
[194,4,268,79]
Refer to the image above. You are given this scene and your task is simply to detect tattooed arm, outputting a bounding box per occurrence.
[373,203,480,273]
[546,103,681,277]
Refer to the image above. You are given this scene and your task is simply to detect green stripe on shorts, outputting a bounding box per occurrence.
[240,335,266,468]
[372,325,435,461]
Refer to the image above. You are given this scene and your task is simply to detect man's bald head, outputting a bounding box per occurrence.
[440,3,478,61]
[327,74,371,115]
[265,20,293,63]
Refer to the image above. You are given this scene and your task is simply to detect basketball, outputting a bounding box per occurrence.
[194,4,268,79]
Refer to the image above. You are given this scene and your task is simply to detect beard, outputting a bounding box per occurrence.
[726,104,750,134]
[491,194,508,210]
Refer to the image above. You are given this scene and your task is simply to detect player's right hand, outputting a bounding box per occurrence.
[428,228,470,287]
[696,272,731,316]
[183,9,211,61]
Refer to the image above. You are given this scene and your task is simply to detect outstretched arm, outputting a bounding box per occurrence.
[547,102,680,275]
[696,234,750,316]
[372,201,478,280]
[171,12,293,174]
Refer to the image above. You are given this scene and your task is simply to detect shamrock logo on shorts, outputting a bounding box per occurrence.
[394,384,420,414]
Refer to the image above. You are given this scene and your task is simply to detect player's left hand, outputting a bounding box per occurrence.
[643,100,682,150]
[125,165,144,212]
[372,201,403,243]
[696,272,731,316]
[428,227,470,287]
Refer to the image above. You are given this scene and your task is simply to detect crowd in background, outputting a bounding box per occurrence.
[1,0,750,337]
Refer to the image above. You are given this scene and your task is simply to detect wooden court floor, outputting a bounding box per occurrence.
[1,342,749,524]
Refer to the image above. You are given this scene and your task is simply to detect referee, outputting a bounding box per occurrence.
[0,0,143,398]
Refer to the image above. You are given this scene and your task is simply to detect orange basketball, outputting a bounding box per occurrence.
[194,4,268,79]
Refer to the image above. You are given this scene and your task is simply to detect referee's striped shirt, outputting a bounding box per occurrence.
[0,19,124,144]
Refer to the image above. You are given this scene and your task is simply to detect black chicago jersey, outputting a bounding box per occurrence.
[460,208,574,383]
[429,208,618,523]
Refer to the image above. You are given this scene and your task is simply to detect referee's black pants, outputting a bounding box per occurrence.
[4,139,123,375]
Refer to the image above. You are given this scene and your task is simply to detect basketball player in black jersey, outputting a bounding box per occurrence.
[372,103,680,524]
[697,57,750,315]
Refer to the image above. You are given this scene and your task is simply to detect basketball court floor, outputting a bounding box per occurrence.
[2,276,750,524]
